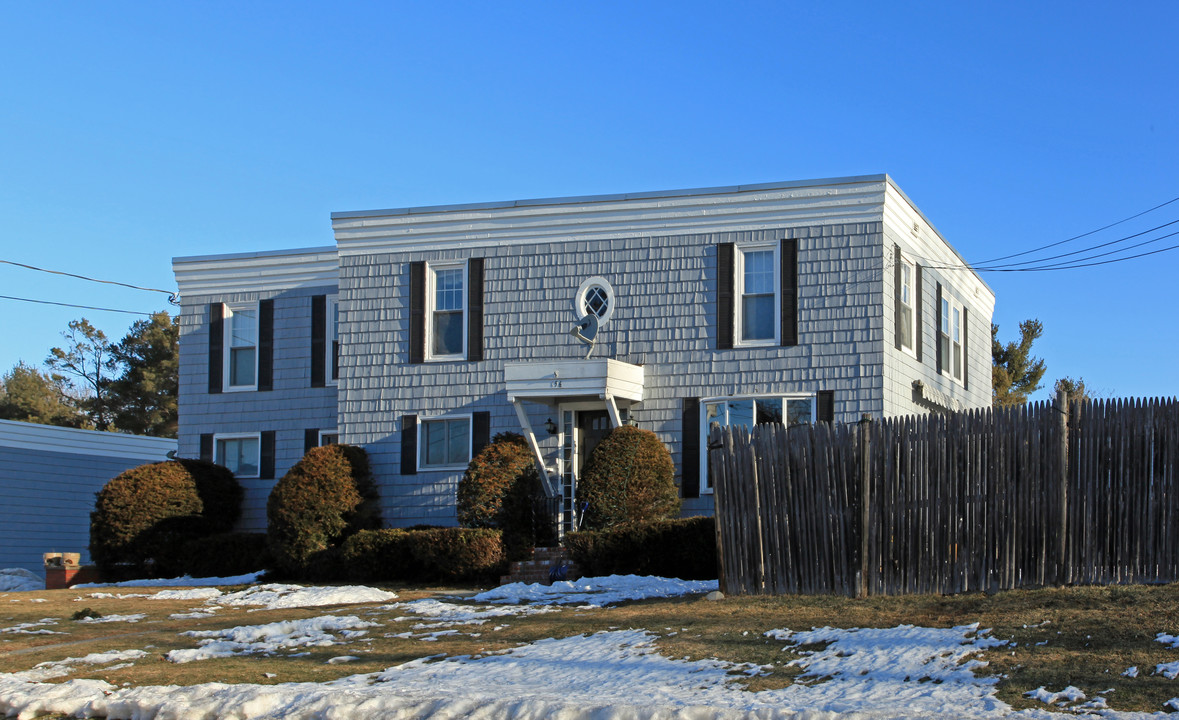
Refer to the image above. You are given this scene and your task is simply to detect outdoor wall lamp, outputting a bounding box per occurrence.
[544,418,558,435]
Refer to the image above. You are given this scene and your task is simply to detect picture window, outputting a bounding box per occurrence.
[214,433,260,478]
[419,416,471,469]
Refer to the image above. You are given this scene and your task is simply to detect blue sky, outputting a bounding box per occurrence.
[1,2,1176,400]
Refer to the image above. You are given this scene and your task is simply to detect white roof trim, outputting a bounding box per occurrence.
[173,246,338,297]
[0,419,176,462]
[332,176,891,256]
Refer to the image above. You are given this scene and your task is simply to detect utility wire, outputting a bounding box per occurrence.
[968,194,1179,266]
[0,259,180,304]
[972,219,1179,270]
[0,295,155,316]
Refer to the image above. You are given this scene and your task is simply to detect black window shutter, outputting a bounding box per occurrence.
[893,245,903,351]
[467,258,484,362]
[915,264,924,363]
[935,283,943,375]
[200,433,214,462]
[781,238,798,346]
[409,263,425,364]
[717,243,734,349]
[260,431,276,480]
[962,306,970,390]
[208,304,224,394]
[311,295,326,388]
[304,428,319,456]
[401,414,418,475]
[472,411,490,456]
[681,398,700,499]
[817,390,835,424]
[258,299,274,391]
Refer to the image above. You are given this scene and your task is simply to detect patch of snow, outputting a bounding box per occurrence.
[0,569,42,593]
[1157,632,1179,649]
[1156,661,1179,679]
[1025,685,1086,706]
[0,619,63,635]
[383,598,558,625]
[77,614,145,624]
[152,588,224,601]
[166,615,379,663]
[169,610,218,620]
[1122,666,1139,678]
[325,656,358,664]
[473,574,718,607]
[74,571,264,589]
[1167,697,1179,712]
[217,584,397,610]
[17,649,149,682]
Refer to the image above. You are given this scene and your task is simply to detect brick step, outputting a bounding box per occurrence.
[500,547,580,586]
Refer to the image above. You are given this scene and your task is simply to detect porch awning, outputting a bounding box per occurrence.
[504,359,644,405]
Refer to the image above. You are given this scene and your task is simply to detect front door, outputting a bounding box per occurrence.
[559,409,613,535]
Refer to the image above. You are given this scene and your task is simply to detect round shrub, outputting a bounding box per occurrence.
[90,460,241,576]
[266,444,380,576]
[457,432,532,528]
[577,425,680,530]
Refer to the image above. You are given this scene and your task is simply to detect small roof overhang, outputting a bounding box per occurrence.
[504,359,644,405]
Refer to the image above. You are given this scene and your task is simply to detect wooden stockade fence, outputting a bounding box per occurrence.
[710,394,1179,596]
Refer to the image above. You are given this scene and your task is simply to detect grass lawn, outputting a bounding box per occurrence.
[1,581,1178,714]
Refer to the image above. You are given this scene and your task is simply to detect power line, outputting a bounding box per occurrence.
[0,295,155,316]
[0,259,179,304]
[968,194,1179,266]
[973,225,1179,271]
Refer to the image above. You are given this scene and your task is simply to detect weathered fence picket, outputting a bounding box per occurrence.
[712,396,1179,596]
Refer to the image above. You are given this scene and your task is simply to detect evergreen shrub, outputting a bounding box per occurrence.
[564,516,717,580]
[178,532,271,578]
[458,432,553,560]
[577,426,679,530]
[337,527,505,584]
[89,459,241,576]
[266,444,380,576]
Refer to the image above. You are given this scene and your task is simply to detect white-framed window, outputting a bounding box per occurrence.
[940,294,964,383]
[223,304,258,391]
[574,276,616,325]
[214,433,261,478]
[897,254,916,355]
[418,414,472,470]
[426,263,466,360]
[699,394,814,492]
[319,429,339,446]
[735,244,779,346]
[326,295,340,384]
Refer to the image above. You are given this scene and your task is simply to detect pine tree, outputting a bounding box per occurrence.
[1054,376,1092,402]
[992,320,1046,407]
[0,362,87,427]
[108,311,179,437]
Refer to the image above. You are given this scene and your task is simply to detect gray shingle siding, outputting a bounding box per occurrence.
[177,285,338,531]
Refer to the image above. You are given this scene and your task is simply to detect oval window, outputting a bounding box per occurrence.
[573,276,615,326]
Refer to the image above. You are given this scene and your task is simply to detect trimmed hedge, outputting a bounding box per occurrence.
[457,432,532,528]
[266,444,380,576]
[90,459,241,576]
[178,532,271,578]
[577,426,680,530]
[336,527,505,584]
[564,516,717,580]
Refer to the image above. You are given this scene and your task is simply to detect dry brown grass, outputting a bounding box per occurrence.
[1,581,1177,713]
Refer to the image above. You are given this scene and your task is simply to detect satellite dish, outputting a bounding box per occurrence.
[569,313,599,347]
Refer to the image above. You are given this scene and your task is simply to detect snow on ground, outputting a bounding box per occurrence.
[74,571,264,589]
[216,584,397,610]
[0,569,42,593]
[0,619,63,635]
[167,615,379,663]
[473,574,718,607]
[383,598,559,625]
[77,613,146,624]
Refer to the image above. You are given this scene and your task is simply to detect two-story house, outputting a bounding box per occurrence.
[174,174,994,532]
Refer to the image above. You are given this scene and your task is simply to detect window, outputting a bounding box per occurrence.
[735,245,778,345]
[327,296,340,383]
[224,304,258,390]
[428,264,465,359]
[319,430,339,446]
[419,415,471,469]
[940,294,964,383]
[700,394,814,491]
[574,276,616,325]
[897,255,915,353]
[215,433,260,478]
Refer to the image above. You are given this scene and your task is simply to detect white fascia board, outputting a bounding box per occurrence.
[882,182,996,313]
[332,176,890,256]
[0,419,176,462]
[172,246,338,297]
